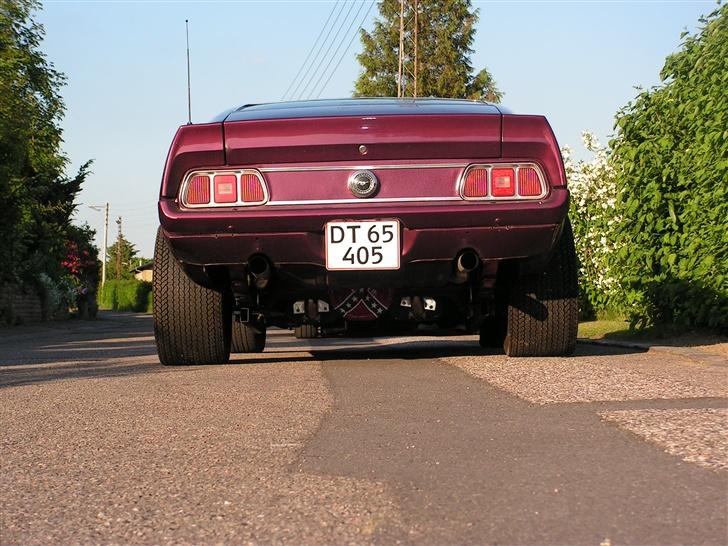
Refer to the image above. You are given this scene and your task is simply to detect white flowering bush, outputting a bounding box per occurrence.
[562,132,621,318]
[37,272,76,318]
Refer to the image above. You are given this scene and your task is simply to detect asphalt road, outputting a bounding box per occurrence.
[1,312,726,545]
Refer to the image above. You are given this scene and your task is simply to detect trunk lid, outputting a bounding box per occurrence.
[223,100,501,165]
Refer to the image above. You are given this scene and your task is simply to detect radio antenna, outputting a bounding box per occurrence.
[185,19,192,124]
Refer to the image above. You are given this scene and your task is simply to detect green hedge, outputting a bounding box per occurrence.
[99,280,152,312]
[610,5,728,330]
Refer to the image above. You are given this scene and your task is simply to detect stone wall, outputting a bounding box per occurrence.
[0,284,43,325]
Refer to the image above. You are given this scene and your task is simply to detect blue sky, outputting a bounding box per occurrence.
[37,0,714,257]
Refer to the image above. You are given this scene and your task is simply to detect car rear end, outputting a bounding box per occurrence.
[154,99,577,365]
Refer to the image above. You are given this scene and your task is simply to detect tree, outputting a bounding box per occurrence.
[106,233,138,281]
[609,5,728,330]
[354,0,503,101]
[0,0,90,284]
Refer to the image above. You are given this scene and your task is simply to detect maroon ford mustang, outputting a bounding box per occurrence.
[154,98,578,365]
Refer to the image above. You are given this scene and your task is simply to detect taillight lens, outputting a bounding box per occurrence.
[186,175,210,205]
[460,164,545,201]
[462,167,488,198]
[518,167,542,197]
[182,170,268,207]
[213,174,238,203]
[241,173,265,203]
[491,168,515,197]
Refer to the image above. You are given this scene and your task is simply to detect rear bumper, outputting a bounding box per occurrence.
[159,188,569,267]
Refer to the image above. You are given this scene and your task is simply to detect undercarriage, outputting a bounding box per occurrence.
[153,219,578,364]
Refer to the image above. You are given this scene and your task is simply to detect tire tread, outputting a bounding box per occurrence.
[503,220,579,357]
[153,228,230,365]
[231,322,266,353]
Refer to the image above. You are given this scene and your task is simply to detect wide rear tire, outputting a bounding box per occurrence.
[294,324,318,339]
[503,219,578,357]
[232,322,266,353]
[153,228,231,365]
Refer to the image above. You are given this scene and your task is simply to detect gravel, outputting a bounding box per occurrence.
[600,409,728,472]
[442,348,727,405]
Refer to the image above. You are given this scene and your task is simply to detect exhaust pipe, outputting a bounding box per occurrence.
[452,250,480,284]
[248,255,272,288]
[456,250,480,273]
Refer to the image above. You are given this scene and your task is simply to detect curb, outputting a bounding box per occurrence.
[578,338,727,366]
[578,338,653,351]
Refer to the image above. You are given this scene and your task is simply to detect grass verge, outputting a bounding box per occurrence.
[578,320,727,353]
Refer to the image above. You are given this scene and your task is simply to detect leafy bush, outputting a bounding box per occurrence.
[99,280,152,313]
[609,5,728,330]
[562,132,621,319]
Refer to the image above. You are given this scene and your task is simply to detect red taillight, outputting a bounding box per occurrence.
[182,170,267,207]
[213,174,237,203]
[186,175,210,204]
[241,173,265,203]
[459,163,545,201]
[518,167,542,197]
[462,168,488,198]
[491,168,515,197]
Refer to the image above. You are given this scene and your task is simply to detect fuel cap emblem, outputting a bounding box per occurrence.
[348,170,379,198]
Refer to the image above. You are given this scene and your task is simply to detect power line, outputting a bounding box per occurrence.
[281,1,340,101]
[123,221,160,227]
[314,0,376,99]
[288,1,347,101]
[297,0,358,100]
[112,205,154,213]
[308,0,369,99]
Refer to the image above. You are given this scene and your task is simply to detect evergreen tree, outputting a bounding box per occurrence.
[354,0,502,102]
[106,234,138,281]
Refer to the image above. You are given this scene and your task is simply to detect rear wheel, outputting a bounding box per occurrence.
[503,219,578,357]
[294,324,318,339]
[153,228,231,365]
[232,322,266,353]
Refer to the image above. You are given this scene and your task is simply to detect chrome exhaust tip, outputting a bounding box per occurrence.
[456,250,480,273]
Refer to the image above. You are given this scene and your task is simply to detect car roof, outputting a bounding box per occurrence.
[215,98,504,122]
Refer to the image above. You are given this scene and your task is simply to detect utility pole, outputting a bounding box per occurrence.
[397,0,404,98]
[88,202,109,286]
[413,0,418,98]
[115,216,123,281]
[397,0,419,98]
[102,203,109,285]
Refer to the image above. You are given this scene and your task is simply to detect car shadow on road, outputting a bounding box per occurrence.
[228,338,642,366]
[1,311,646,388]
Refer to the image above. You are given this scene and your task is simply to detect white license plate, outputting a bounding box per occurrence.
[325,220,400,271]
